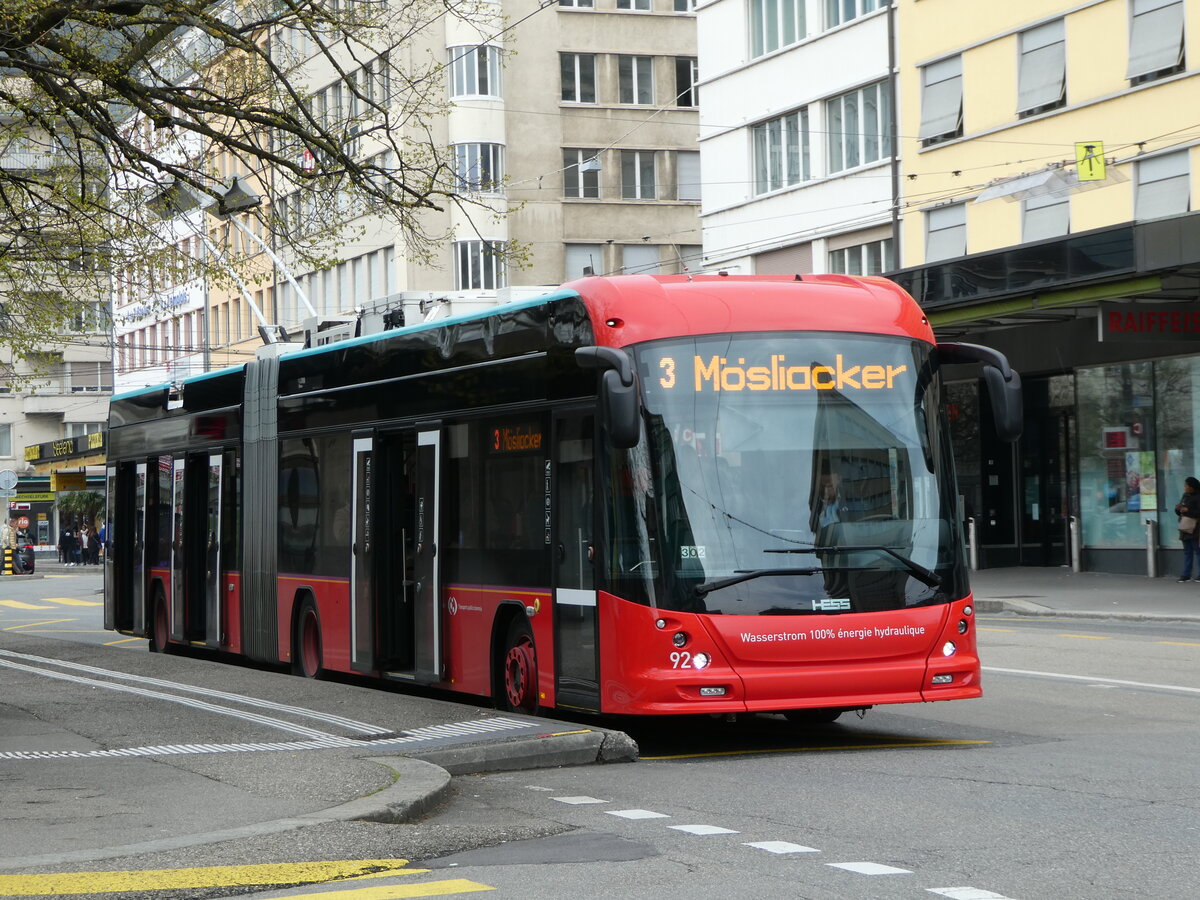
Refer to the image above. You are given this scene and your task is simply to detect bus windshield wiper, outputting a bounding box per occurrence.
[694,567,820,598]
[763,545,942,589]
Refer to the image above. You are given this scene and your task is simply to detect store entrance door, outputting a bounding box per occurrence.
[1018,375,1075,566]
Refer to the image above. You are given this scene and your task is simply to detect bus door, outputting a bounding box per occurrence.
[375,431,417,674]
[104,463,139,633]
[552,411,600,711]
[413,425,443,683]
[204,452,231,646]
[350,434,376,673]
[132,461,148,634]
[169,454,210,644]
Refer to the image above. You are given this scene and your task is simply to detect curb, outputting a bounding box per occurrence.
[412,727,639,775]
[974,597,1200,622]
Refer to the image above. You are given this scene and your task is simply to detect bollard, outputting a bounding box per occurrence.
[1,547,11,576]
[1145,518,1158,578]
[1069,515,1082,573]
[967,516,978,571]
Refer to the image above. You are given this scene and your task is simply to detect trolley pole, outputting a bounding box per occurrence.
[1145,518,1158,578]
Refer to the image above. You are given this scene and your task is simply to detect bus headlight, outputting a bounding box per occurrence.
[942,641,957,657]
[692,652,711,669]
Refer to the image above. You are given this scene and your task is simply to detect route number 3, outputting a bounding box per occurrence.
[659,357,676,389]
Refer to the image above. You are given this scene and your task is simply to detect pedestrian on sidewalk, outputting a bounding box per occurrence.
[1174,476,1200,582]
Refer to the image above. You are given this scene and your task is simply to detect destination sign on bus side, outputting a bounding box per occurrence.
[656,354,908,393]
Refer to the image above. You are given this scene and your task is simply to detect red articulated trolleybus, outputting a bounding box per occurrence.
[104,274,1022,722]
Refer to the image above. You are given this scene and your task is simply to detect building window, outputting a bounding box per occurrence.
[829,239,893,276]
[0,424,11,457]
[563,148,600,198]
[919,56,962,145]
[825,0,881,28]
[454,240,507,290]
[674,57,698,107]
[559,0,593,6]
[618,56,654,105]
[925,203,966,262]
[453,143,504,192]
[1018,19,1065,116]
[560,53,596,103]
[674,0,694,10]
[622,244,662,274]
[621,150,657,199]
[676,150,702,201]
[826,81,890,173]
[617,0,651,9]
[449,46,502,98]
[1136,150,1190,220]
[65,422,103,438]
[67,361,114,393]
[752,109,809,194]
[1128,0,1184,84]
[565,243,603,280]
[1023,193,1069,242]
[750,0,804,58]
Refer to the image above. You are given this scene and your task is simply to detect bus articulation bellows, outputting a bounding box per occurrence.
[104,274,1022,721]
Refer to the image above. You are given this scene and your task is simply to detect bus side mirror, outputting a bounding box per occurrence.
[575,346,641,449]
[938,342,1023,443]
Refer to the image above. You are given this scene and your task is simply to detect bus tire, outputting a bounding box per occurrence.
[149,591,170,654]
[784,708,844,725]
[293,598,324,679]
[501,617,539,715]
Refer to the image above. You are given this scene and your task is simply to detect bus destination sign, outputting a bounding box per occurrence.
[654,353,908,394]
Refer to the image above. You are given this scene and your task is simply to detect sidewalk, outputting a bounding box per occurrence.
[970,566,1200,622]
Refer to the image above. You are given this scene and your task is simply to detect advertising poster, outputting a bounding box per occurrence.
[1124,451,1158,511]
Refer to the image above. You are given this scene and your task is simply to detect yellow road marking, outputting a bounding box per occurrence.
[3,618,74,631]
[0,600,54,610]
[1058,634,1111,640]
[644,739,990,760]
[1159,641,1200,647]
[0,860,429,896]
[104,636,146,646]
[978,627,1017,632]
[40,597,102,606]
[275,880,495,899]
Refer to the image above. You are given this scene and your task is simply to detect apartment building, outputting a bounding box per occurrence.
[696,0,895,275]
[118,0,702,377]
[890,0,1200,575]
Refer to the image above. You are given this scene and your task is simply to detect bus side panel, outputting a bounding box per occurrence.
[440,585,554,705]
[224,571,243,654]
[276,576,351,671]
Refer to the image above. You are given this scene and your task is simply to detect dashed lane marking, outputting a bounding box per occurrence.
[669,824,739,835]
[550,795,607,805]
[607,809,671,819]
[983,666,1200,695]
[1159,641,1200,647]
[828,862,912,875]
[0,860,430,896]
[744,841,819,854]
[928,888,1018,899]
[1057,634,1111,640]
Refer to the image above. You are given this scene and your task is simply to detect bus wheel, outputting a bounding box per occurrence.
[784,708,844,725]
[502,618,539,715]
[293,600,324,679]
[149,593,170,654]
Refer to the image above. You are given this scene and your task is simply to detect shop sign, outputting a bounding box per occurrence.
[1099,302,1200,342]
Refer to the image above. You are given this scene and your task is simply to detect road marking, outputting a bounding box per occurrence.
[1058,634,1111,640]
[978,627,1018,632]
[551,795,606,805]
[280,880,494,898]
[104,636,146,646]
[1159,641,1200,647]
[984,666,1200,694]
[41,596,103,606]
[744,841,819,854]
[0,600,54,609]
[0,860,429,896]
[928,888,1017,899]
[607,809,670,819]
[3,618,74,631]
[828,862,912,875]
[669,824,739,835]
[643,739,989,760]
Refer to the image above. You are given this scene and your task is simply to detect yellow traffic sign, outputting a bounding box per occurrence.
[1075,141,1106,181]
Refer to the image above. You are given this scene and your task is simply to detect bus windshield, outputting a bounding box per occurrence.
[604,332,966,616]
